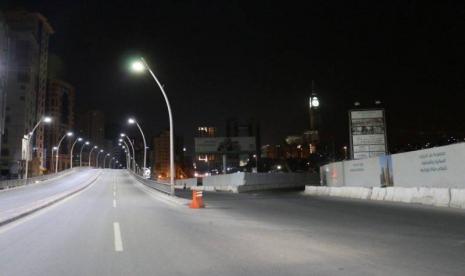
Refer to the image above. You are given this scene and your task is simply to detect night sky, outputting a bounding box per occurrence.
[2,1,465,152]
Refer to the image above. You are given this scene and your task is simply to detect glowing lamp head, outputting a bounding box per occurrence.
[131,60,145,72]
[66,131,74,137]
[78,137,83,141]
[94,146,98,149]
[85,141,90,145]
[100,149,104,152]
[120,133,126,137]
[43,116,52,123]
[106,153,110,156]
[128,118,136,124]
[119,138,123,142]
[52,146,58,150]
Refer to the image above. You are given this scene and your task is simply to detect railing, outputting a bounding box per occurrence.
[128,170,171,194]
[0,167,86,190]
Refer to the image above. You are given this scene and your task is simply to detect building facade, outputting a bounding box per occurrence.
[152,130,186,179]
[1,12,53,177]
[44,79,75,172]
[0,13,9,168]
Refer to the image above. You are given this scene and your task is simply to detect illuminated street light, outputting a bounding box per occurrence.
[24,116,52,180]
[120,133,136,172]
[79,141,90,167]
[129,57,175,193]
[96,149,104,168]
[55,131,74,173]
[127,117,147,173]
[120,139,132,170]
[88,146,98,167]
[104,153,111,168]
[131,60,145,72]
[70,137,83,169]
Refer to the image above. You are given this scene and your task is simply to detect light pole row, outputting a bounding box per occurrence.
[129,57,175,195]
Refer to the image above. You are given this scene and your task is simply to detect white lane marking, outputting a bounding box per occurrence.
[113,199,116,208]
[113,191,116,197]
[113,222,123,252]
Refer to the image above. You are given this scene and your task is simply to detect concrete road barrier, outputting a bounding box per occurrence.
[305,185,464,209]
[450,189,465,209]
[370,187,386,201]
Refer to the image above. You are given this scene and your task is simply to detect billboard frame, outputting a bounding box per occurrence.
[348,108,388,160]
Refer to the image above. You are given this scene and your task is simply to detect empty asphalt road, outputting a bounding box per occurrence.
[0,169,464,275]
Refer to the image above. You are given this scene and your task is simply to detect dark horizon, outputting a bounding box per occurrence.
[2,0,465,152]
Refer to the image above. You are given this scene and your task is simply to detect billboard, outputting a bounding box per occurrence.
[349,109,387,160]
[195,137,256,154]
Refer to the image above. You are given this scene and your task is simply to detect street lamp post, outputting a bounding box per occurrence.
[88,146,98,167]
[51,147,57,171]
[131,58,175,195]
[96,149,104,168]
[70,137,83,169]
[127,118,147,172]
[120,139,132,171]
[79,141,90,167]
[121,133,136,172]
[55,131,73,173]
[24,116,52,180]
[104,153,111,168]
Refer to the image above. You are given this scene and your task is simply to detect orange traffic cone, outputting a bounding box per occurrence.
[189,189,205,209]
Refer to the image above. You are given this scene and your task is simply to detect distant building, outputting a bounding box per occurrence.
[152,130,185,179]
[44,79,75,172]
[80,110,105,147]
[153,131,169,179]
[261,144,282,159]
[1,11,53,177]
[197,126,217,137]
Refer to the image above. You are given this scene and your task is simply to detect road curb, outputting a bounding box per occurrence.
[0,171,102,228]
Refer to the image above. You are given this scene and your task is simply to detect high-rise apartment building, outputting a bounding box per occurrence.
[1,11,53,177]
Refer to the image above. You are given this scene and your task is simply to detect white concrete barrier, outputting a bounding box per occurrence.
[450,189,465,209]
[391,187,418,203]
[306,185,459,209]
[370,187,386,201]
[202,172,318,193]
[306,186,371,199]
[175,178,197,188]
[384,187,395,201]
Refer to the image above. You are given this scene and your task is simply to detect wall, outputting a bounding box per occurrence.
[175,178,197,188]
[319,162,344,187]
[313,143,465,209]
[392,143,465,188]
[321,143,465,189]
[201,172,318,193]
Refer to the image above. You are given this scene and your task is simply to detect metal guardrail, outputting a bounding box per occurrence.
[0,167,86,190]
[128,170,171,194]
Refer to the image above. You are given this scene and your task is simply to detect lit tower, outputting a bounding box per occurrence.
[306,80,320,153]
